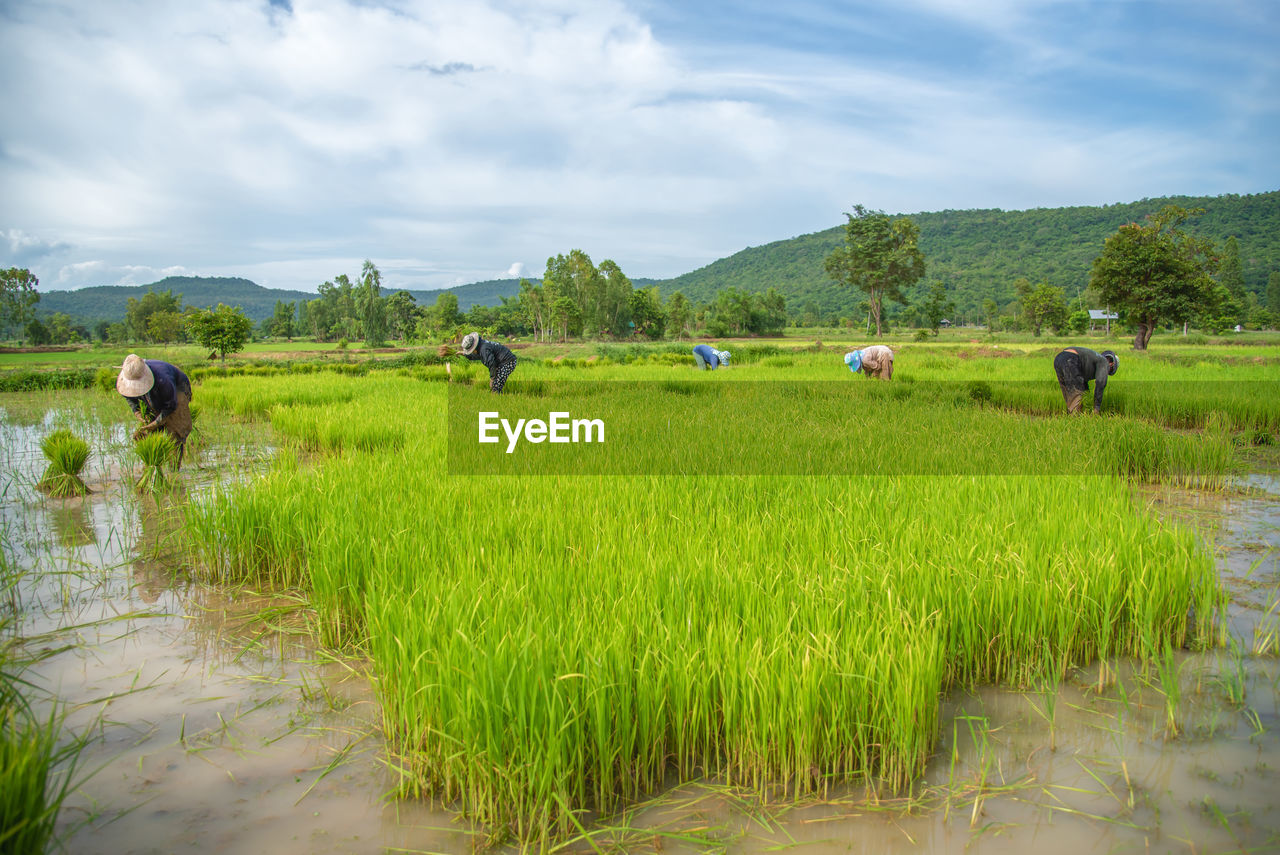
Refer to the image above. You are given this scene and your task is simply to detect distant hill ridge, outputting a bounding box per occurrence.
[655,191,1280,319]
[36,191,1279,324]
[36,276,533,324]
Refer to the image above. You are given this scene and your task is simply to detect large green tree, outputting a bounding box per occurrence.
[1268,272,1280,314]
[125,289,183,342]
[187,303,253,362]
[1218,236,1248,324]
[1089,205,1218,350]
[920,281,956,336]
[824,205,925,336]
[665,291,692,339]
[628,287,665,339]
[354,260,387,348]
[1,267,40,339]
[1015,278,1069,337]
[269,300,296,340]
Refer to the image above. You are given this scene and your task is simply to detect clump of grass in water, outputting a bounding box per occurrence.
[35,429,91,498]
[134,432,177,493]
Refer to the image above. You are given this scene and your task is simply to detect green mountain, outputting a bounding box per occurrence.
[38,274,658,325]
[36,277,314,325]
[36,276,532,324]
[34,191,1278,326]
[653,191,1280,321]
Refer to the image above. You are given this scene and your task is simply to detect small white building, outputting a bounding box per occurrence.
[1088,309,1118,332]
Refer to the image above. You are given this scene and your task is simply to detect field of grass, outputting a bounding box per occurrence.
[172,343,1272,845]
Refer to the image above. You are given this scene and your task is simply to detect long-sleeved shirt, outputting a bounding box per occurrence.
[123,360,191,422]
[859,345,893,373]
[464,339,516,372]
[1066,347,1111,412]
[692,344,722,369]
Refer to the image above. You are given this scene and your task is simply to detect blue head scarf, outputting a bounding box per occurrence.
[844,351,862,373]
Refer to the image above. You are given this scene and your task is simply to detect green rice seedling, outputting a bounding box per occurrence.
[0,696,88,855]
[1156,640,1183,738]
[134,432,177,493]
[35,429,91,498]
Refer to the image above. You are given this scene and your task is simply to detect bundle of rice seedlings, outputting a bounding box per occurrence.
[437,344,455,359]
[36,430,90,498]
[134,432,177,493]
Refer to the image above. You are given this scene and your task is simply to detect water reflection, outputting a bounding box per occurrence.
[49,498,96,549]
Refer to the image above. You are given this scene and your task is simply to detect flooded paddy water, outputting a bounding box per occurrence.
[3,394,1277,854]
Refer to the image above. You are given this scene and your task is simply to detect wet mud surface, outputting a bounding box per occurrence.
[3,400,1278,853]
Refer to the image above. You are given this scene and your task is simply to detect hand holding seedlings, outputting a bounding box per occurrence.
[117,353,195,470]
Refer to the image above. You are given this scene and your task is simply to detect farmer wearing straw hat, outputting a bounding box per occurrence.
[844,345,894,379]
[116,354,194,469]
[692,344,731,370]
[460,332,518,393]
[1053,346,1118,414]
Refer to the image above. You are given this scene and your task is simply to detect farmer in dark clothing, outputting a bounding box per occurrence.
[1053,347,1118,414]
[460,332,518,393]
[116,354,194,468]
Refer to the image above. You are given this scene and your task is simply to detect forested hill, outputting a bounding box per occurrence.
[655,191,1280,320]
[37,276,532,324]
[37,277,314,324]
[39,274,655,324]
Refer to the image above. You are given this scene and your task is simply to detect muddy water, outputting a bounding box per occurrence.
[5,399,1279,853]
[2,402,474,854]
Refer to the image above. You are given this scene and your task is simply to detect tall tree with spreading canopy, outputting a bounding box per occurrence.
[1015,278,1069,337]
[1,267,40,339]
[1089,205,1218,351]
[824,205,925,336]
[187,303,253,362]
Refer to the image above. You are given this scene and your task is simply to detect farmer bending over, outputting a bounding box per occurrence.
[844,345,894,379]
[692,344,731,370]
[116,354,194,469]
[1053,346,1118,414]
[460,332,518,393]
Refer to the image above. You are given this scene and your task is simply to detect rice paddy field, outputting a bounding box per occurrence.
[3,339,1279,853]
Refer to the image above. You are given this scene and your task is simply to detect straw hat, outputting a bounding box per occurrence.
[460,332,480,355]
[116,354,155,397]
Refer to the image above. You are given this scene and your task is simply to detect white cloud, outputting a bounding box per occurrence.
[506,262,526,278]
[51,261,193,290]
[3,229,72,264]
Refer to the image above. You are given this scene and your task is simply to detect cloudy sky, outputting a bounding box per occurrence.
[1,0,1276,294]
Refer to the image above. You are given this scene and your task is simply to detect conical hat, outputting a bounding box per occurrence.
[116,354,155,397]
